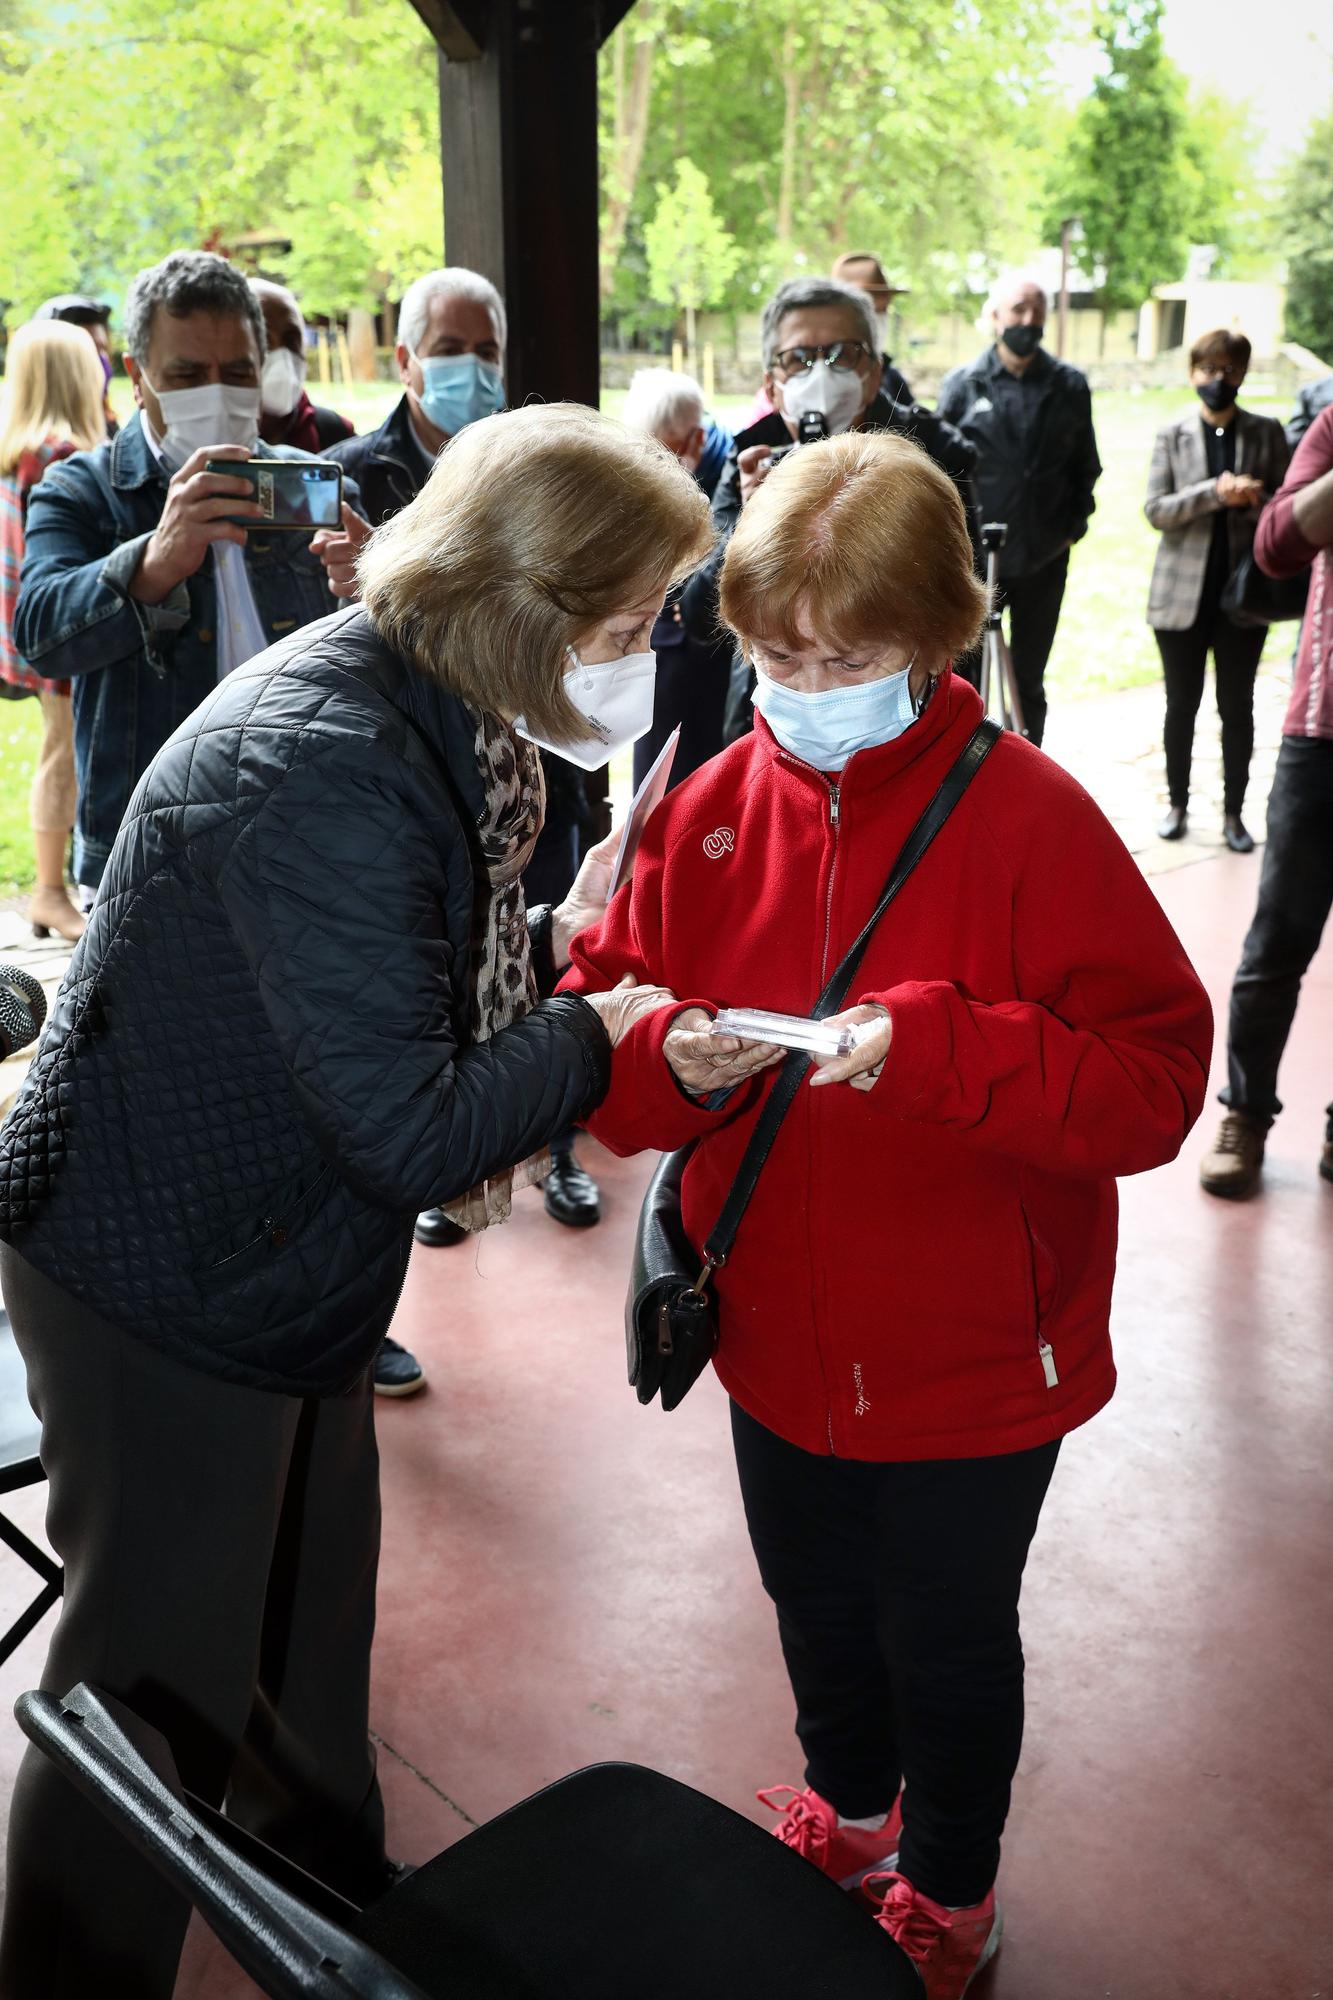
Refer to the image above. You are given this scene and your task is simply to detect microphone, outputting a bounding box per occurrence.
[0,965,47,1058]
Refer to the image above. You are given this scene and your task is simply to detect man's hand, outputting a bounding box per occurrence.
[738,442,780,508]
[1217,471,1264,510]
[311,502,372,600]
[129,445,261,603]
[551,827,619,968]
[664,1006,785,1097]
[580,975,679,1046]
[807,1004,892,1093]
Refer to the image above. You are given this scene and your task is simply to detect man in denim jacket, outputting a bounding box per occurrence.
[14,251,354,895]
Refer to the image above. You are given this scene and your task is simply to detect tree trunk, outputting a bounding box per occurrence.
[776,19,800,253]
[600,6,656,302]
[685,299,696,365]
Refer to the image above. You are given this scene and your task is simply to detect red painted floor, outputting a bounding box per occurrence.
[2,842,1330,1997]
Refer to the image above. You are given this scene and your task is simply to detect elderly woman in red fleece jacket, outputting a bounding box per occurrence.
[561,430,1211,1999]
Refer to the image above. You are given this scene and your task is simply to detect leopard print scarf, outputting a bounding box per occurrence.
[439,710,550,1232]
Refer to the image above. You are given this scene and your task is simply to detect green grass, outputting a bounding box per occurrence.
[0,696,42,902]
[1,384,1294,898]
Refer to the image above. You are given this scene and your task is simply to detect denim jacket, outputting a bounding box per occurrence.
[13,413,354,886]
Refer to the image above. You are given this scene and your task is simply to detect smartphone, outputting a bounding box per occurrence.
[709,1008,860,1059]
[205,458,343,532]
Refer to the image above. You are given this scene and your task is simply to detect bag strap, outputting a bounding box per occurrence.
[698,717,1000,1278]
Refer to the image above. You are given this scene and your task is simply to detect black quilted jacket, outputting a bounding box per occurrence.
[0,608,611,1392]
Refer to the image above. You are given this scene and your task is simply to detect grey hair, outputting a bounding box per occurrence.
[396,267,507,356]
[760,278,877,369]
[979,272,1048,333]
[122,251,266,366]
[621,367,706,442]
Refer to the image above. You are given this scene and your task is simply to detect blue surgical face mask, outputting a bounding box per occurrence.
[413,351,505,438]
[750,658,920,768]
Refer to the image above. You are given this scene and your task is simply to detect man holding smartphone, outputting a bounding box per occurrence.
[15,250,356,897]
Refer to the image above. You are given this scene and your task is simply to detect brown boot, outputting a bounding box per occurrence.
[28,883,86,944]
[1199,1111,1266,1199]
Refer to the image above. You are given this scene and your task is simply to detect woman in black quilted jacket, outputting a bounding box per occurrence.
[0,403,711,1997]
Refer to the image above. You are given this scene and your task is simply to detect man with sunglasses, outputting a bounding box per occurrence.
[681,277,976,731]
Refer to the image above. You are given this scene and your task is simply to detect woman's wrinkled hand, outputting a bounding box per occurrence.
[664,1007,786,1097]
[581,975,678,1047]
[551,828,619,968]
[807,1004,892,1092]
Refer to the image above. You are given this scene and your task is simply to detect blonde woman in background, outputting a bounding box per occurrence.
[0,318,107,940]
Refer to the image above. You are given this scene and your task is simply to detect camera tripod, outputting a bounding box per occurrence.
[978,522,1026,735]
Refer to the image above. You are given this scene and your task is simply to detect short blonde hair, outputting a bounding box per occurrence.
[0,320,107,476]
[720,431,985,664]
[359,403,714,742]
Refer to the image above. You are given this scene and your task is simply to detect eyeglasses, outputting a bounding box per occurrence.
[772,341,873,377]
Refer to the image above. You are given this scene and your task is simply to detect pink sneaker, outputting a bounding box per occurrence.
[865,1871,1002,1998]
[757,1784,902,1890]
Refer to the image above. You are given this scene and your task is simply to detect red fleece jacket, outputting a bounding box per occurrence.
[561,676,1213,1461]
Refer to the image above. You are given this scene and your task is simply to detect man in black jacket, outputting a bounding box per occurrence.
[682,277,978,736]
[937,275,1102,747]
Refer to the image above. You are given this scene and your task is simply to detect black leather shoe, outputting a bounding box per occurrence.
[1157,805,1187,841]
[373,1336,426,1397]
[414,1207,467,1247]
[1223,815,1255,854]
[544,1151,601,1228]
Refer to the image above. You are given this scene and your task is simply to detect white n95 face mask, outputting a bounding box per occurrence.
[515,645,657,771]
[141,375,261,470]
[260,347,307,417]
[779,358,865,437]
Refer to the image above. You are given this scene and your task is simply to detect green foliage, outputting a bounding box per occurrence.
[0,0,441,328]
[599,0,1062,332]
[1048,0,1190,311]
[643,160,741,326]
[1277,110,1333,356]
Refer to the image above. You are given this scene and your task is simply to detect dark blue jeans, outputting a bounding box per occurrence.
[730,1401,1059,1909]
[1221,735,1333,1128]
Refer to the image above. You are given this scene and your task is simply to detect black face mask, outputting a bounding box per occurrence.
[1197,376,1238,413]
[999,323,1043,359]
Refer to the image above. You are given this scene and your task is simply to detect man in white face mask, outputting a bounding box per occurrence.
[677,277,978,743]
[12,250,353,904]
[251,279,355,455]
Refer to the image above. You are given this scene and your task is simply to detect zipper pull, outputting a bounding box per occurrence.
[829,785,841,828]
[1038,1341,1058,1388]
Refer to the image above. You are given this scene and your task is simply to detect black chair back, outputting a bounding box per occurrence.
[0,1310,62,1664]
[15,1686,431,2000]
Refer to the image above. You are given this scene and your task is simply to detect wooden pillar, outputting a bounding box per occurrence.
[426,0,633,410]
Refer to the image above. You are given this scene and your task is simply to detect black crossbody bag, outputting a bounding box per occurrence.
[625,718,1001,1410]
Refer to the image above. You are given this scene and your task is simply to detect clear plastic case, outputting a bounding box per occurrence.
[709,1008,859,1058]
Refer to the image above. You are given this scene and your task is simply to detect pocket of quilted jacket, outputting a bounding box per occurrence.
[194,1161,337,1293]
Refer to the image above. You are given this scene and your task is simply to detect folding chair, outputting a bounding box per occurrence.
[0,1307,61,1666]
[17,1682,923,1998]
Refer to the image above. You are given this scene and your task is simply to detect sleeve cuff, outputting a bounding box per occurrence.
[101,535,191,629]
[526,902,559,999]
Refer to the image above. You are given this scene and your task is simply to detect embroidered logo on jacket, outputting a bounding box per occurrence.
[703,827,735,860]
[852,1363,871,1417]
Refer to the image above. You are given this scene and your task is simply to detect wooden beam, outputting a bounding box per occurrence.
[406,0,488,60]
[438,0,603,410]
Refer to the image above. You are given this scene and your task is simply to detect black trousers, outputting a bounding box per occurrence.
[0,1244,386,1999]
[994,551,1069,749]
[1221,734,1333,1128]
[525,813,582,1162]
[1154,601,1267,815]
[730,1401,1059,1909]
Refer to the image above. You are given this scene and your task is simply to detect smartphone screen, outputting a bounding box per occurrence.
[207,459,343,531]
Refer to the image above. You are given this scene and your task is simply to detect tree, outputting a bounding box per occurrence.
[643,159,741,356]
[1048,0,1192,312]
[0,0,442,330]
[1278,110,1333,355]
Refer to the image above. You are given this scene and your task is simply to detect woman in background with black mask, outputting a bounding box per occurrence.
[1144,327,1289,851]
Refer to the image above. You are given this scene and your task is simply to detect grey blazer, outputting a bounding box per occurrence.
[1143,408,1290,630]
